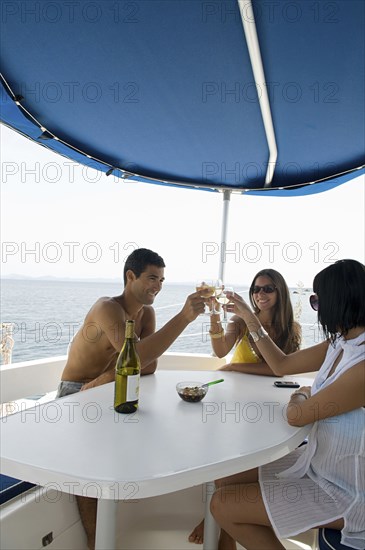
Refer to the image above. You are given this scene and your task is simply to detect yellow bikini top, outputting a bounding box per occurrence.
[231,329,261,364]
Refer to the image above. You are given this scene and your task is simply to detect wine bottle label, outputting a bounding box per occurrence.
[126,374,140,402]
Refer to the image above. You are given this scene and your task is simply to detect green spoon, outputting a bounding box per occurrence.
[201,378,224,390]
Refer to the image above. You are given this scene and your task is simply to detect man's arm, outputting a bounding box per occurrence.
[81,367,115,390]
[135,292,205,364]
[139,306,157,375]
[98,292,204,363]
[82,292,205,389]
[141,361,158,375]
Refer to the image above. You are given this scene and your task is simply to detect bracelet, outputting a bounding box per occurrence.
[209,329,225,339]
[249,326,268,343]
[292,391,309,399]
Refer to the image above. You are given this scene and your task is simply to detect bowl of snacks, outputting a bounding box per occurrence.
[176,379,223,403]
[176,381,207,402]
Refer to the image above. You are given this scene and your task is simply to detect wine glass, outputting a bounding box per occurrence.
[213,279,224,315]
[195,279,216,315]
[215,286,234,321]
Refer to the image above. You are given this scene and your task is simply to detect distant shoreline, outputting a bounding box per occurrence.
[0,275,196,285]
[1,276,312,292]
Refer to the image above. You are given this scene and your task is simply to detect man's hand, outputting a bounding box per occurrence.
[180,291,206,322]
[80,370,115,391]
[80,380,100,391]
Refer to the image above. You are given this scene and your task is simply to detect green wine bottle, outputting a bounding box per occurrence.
[114,320,141,414]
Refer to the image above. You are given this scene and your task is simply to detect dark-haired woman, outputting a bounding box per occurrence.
[209,259,365,550]
[210,269,301,375]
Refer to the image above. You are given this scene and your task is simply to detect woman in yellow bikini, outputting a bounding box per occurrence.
[209,268,301,375]
[189,269,301,545]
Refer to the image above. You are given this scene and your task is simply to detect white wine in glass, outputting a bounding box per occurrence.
[216,286,234,321]
[196,280,215,314]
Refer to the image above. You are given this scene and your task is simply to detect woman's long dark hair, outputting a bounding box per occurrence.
[249,269,301,353]
[313,259,365,342]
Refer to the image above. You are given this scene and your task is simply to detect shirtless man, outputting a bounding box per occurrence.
[56,248,205,549]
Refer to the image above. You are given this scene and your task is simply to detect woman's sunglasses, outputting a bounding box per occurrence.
[251,285,276,294]
[309,294,319,311]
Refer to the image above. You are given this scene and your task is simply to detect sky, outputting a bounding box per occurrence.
[1,124,364,288]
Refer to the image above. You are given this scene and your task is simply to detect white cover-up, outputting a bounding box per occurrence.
[259,332,365,549]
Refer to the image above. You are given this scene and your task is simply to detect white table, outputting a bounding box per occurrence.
[1,371,311,549]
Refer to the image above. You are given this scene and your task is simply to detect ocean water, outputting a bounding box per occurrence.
[0,279,321,365]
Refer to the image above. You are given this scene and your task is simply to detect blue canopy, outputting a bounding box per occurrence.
[1,0,364,195]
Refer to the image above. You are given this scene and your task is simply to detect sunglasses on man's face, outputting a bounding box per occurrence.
[251,285,276,294]
[309,294,319,311]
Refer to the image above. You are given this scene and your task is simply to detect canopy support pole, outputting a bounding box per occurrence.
[237,0,277,186]
[218,190,232,282]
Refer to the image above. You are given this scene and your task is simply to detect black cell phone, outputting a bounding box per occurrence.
[274,381,300,388]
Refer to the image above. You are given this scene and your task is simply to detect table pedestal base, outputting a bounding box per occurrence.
[203,482,219,550]
[95,499,118,550]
